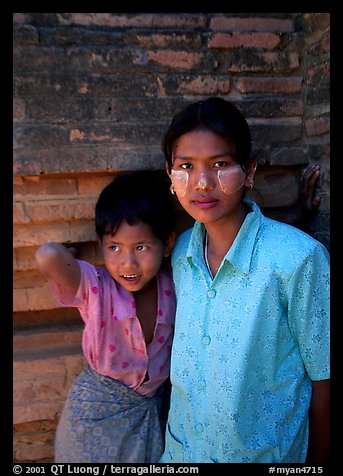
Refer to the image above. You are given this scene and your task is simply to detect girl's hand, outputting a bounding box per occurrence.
[35,242,81,296]
[65,245,78,257]
[284,164,321,231]
[299,164,321,213]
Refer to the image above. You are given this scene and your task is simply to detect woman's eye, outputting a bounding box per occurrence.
[179,163,192,169]
[214,161,241,171]
[213,161,229,168]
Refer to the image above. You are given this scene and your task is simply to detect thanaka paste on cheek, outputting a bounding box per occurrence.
[217,166,245,194]
[171,169,188,197]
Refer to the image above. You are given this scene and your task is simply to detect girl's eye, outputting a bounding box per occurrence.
[110,245,120,252]
[136,245,149,252]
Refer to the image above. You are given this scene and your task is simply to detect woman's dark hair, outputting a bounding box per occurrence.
[95,171,175,242]
[163,97,252,173]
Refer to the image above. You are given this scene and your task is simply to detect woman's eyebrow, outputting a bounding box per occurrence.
[173,152,235,161]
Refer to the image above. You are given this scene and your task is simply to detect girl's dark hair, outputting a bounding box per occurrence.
[163,97,252,173]
[95,171,175,242]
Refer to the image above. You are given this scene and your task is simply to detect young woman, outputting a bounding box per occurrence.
[160,97,330,463]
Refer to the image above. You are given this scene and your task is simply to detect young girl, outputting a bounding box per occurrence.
[35,171,176,463]
[159,97,330,463]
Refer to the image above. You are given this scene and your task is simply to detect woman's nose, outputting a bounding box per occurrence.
[195,171,215,191]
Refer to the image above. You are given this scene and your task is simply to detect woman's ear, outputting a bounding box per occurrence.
[163,231,176,258]
[244,157,257,189]
[166,162,172,179]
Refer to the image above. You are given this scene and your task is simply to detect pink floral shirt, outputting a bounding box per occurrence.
[49,259,176,397]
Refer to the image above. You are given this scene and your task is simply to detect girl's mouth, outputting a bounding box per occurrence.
[120,274,141,283]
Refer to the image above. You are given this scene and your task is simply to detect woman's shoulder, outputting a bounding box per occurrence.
[174,227,194,250]
[259,215,329,263]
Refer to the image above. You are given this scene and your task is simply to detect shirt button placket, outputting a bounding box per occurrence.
[202,335,211,346]
[207,288,216,299]
[202,288,215,345]
[195,422,204,434]
[197,287,214,445]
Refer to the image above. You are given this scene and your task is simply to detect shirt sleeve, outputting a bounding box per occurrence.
[287,242,330,381]
[48,259,99,319]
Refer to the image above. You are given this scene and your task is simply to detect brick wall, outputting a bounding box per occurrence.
[13,13,330,462]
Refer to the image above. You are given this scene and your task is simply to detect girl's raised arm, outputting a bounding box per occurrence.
[35,242,81,297]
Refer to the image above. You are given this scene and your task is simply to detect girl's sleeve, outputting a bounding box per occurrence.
[287,243,330,381]
[48,259,99,316]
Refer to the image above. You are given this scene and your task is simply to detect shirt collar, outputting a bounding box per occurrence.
[112,265,175,327]
[186,198,262,275]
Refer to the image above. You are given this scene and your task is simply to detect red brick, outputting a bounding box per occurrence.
[135,32,201,49]
[74,201,96,220]
[13,98,26,120]
[14,436,54,463]
[208,32,281,49]
[147,51,201,69]
[178,76,231,95]
[77,174,113,194]
[14,222,70,247]
[14,327,83,352]
[24,200,95,223]
[14,246,39,272]
[14,242,102,273]
[305,116,330,136]
[13,288,29,312]
[236,76,302,94]
[69,128,86,141]
[13,270,46,289]
[249,170,299,207]
[262,52,299,69]
[14,176,78,197]
[228,52,299,73]
[27,284,63,311]
[13,351,85,424]
[69,220,97,243]
[58,13,206,29]
[14,202,30,224]
[210,16,294,32]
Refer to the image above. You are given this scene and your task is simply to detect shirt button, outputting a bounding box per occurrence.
[207,289,216,299]
[198,380,206,391]
[202,336,211,346]
[195,423,204,433]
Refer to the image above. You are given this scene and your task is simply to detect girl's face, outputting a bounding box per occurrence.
[99,221,174,293]
[168,128,256,226]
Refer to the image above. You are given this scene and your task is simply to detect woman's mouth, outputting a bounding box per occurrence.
[192,198,218,209]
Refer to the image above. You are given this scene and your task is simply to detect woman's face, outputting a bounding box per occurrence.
[167,128,256,226]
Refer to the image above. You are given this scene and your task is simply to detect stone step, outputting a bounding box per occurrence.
[13,343,86,425]
[13,325,83,353]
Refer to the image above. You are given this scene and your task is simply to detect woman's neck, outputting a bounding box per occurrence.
[204,202,249,275]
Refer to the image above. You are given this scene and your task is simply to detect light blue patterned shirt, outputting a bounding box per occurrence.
[160,199,330,463]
